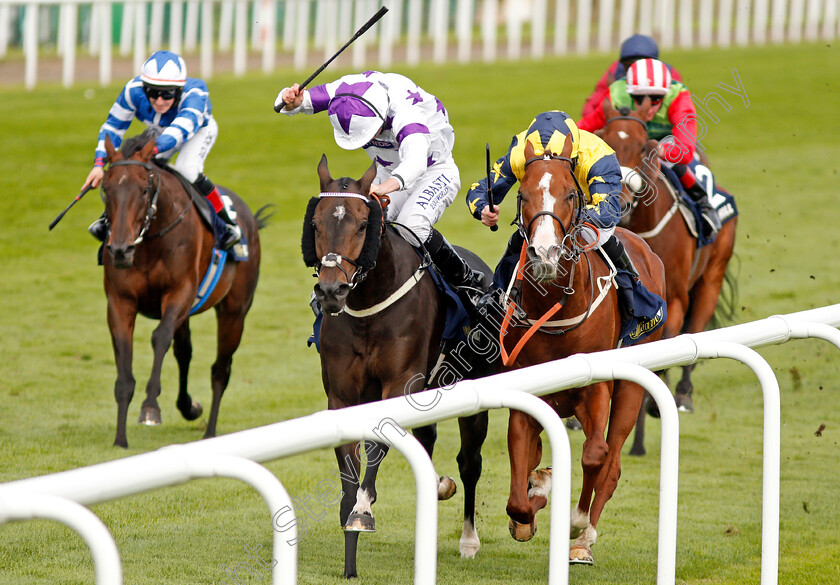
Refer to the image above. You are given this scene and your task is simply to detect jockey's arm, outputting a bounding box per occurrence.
[660,90,697,165]
[466,140,518,226]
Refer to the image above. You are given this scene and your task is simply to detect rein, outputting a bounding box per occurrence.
[107,160,190,243]
[499,153,610,365]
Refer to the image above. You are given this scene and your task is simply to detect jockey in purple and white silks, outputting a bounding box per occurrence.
[276,71,485,292]
[82,50,241,249]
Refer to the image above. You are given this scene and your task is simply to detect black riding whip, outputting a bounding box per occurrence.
[485,142,498,232]
[48,185,94,230]
[274,6,389,113]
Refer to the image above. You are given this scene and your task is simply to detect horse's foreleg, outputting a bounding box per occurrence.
[205,307,246,438]
[140,302,186,426]
[506,409,543,541]
[457,411,488,558]
[107,300,137,448]
[413,423,457,500]
[571,382,611,555]
[334,442,362,578]
[344,440,389,533]
[173,321,203,421]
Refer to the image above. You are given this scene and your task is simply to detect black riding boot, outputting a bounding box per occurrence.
[686,182,721,238]
[88,211,109,242]
[601,235,638,322]
[425,228,486,292]
[504,230,525,258]
[193,174,242,250]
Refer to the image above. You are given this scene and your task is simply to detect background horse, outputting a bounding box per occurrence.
[500,140,666,565]
[599,103,738,455]
[101,129,268,448]
[302,155,495,578]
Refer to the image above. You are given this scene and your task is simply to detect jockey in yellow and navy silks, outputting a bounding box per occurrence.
[467,111,623,240]
[466,111,644,320]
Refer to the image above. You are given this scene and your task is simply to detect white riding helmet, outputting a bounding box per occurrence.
[327,81,388,150]
[626,58,672,96]
[140,50,187,87]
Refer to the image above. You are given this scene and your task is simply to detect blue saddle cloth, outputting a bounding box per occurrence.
[491,251,665,348]
[615,270,667,347]
[307,248,472,353]
[660,162,739,248]
[202,198,249,262]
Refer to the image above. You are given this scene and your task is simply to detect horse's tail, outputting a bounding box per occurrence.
[254,204,276,230]
[709,253,740,329]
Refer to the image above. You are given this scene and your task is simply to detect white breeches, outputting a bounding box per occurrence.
[168,117,218,183]
[379,158,460,244]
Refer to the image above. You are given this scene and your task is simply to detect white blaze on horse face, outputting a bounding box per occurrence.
[119,175,128,185]
[333,205,346,221]
[531,172,558,261]
[617,130,629,140]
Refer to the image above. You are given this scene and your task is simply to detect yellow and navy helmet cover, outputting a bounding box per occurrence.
[509,111,580,180]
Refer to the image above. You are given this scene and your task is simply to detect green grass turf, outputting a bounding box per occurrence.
[1,41,839,584]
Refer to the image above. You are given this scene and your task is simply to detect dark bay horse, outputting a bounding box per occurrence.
[302,155,494,578]
[500,140,666,565]
[100,130,268,448]
[599,103,738,455]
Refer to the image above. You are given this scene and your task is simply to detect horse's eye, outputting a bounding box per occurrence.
[358,221,368,233]
[311,221,318,232]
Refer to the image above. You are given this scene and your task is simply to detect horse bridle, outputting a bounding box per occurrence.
[603,115,650,214]
[311,192,386,289]
[516,153,589,264]
[105,160,190,244]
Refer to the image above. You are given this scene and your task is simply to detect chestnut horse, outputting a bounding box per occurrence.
[302,155,494,578]
[101,129,268,448]
[501,140,666,564]
[599,103,738,455]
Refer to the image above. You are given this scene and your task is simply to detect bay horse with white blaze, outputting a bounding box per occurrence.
[599,102,738,455]
[500,140,666,565]
[302,155,495,578]
[101,129,268,448]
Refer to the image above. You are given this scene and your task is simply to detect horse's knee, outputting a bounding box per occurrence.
[114,376,135,403]
[581,437,609,471]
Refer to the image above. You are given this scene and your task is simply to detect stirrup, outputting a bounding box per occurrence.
[88,217,109,242]
[219,224,242,250]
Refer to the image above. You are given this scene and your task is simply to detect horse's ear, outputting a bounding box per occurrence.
[138,137,157,162]
[104,134,121,162]
[317,154,332,191]
[359,162,377,195]
[602,97,617,119]
[523,140,536,161]
[560,133,574,159]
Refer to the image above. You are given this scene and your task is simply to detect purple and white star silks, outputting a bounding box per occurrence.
[327,81,389,150]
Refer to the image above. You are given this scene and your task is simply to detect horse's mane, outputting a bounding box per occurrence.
[120,126,162,157]
[618,106,631,116]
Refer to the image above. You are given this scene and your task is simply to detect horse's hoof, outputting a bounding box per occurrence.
[564,417,583,431]
[459,540,480,558]
[138,407,161,425]
[438,476,457,500]
[569,544,594,565]
[675,393,694,413]
[344,512,376,532]
[181,400,203,421]
[508,518,536,542]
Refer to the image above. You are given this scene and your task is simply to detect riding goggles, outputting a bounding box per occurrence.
[631,94,664,106]
[143,84,180,101]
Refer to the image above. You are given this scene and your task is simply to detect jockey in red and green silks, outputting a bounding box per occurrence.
[578,58,722,238]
